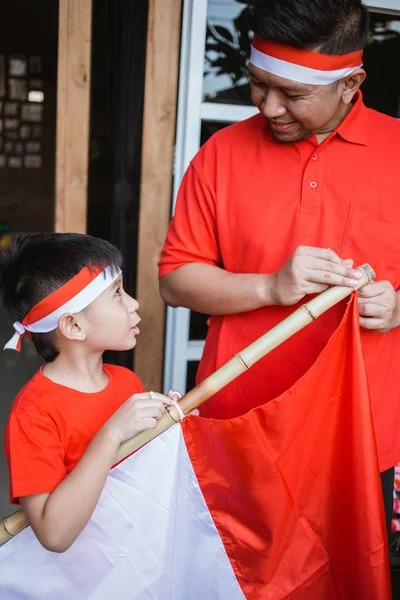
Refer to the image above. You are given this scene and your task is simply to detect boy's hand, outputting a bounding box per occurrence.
[167,389,199,416]
[103,391,175,445]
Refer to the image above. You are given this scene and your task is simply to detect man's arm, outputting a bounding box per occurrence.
[160,247,363,315]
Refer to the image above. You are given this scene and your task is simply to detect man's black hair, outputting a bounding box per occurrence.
[246,0,370,55]
[0,233,123,362]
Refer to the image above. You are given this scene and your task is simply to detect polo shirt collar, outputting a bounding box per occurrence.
[335,90,368,146]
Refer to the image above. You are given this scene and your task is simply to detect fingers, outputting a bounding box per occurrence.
[358,281,393,298]
[358,301,388,318]
[297,248,363,287]
[140,417,159,431]
[135,406,166,421]
[305,283,330,294]
[167,389,182,401]
[133,391,174,406]
[359,317,388,331]
[303,247,344,264]
[358,281,396,332]
[304,265,361,288]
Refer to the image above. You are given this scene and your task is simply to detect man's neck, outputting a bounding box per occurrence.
[315,102,354,145]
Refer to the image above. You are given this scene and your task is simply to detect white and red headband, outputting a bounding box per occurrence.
[250,34,363,85]
[4,264,121,351]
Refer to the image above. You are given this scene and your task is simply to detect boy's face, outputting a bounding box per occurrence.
[81,275,141,352]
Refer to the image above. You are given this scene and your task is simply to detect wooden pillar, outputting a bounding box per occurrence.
[55,0,92,234]
[135,0,183,391]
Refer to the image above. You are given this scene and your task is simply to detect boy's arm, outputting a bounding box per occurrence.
[19,391,173,553]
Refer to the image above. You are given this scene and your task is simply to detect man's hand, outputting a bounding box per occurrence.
[358,281,399,333]
[271,246,363,306]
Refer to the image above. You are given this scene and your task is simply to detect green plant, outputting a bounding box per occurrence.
[205,7,252,87]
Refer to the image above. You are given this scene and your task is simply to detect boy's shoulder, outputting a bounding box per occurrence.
[103,364,144,393]
[10,369,56,419]
[9,365,144,422]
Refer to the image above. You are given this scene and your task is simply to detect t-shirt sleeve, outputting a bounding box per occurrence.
[126,369,145,394]
[5,413,67,504]
[158,160,221,278]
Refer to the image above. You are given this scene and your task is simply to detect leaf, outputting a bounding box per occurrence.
[204,8,253,87]
[212,25,235,43]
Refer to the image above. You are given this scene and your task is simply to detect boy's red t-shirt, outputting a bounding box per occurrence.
[4,364,144,504]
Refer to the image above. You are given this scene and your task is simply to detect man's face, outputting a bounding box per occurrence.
[248,63,347,143]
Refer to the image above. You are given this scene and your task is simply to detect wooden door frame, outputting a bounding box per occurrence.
[55,0,182,390]
[134,0,183,391]
[55,0,92,234]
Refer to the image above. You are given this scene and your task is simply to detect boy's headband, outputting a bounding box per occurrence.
[250,34,363,85]
[4,264,122,351]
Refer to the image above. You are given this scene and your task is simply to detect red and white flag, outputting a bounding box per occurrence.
[0,298,391,599]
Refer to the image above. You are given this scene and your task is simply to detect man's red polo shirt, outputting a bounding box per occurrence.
[159,92,400,472]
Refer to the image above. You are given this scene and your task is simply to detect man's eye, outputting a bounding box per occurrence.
[251,79,265,87]
[114,287,121,296]
[285,93,303,100]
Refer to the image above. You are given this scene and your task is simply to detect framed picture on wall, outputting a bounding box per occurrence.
[32,125,42,137]
[8,156,23,168]
[9,78,27,101]
[24,155,42,168]
[4,102,18,116]
[9,55,27,77]
[29,57,42,74]
[21,103,42,122]
[4,118,18,130]
[25,141,41,153]
[29,79,43,90]
[0,55,5,97]
[20,124,30,139]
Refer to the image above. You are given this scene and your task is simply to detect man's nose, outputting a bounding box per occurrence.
[261,90,287,120]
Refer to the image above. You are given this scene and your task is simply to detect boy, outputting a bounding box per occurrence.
[0,233,178,553]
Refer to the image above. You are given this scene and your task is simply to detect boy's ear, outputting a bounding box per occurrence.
[57,313,87,341]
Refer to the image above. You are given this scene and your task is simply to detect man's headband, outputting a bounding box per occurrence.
[4,264,122,351]
[250,34,363,85]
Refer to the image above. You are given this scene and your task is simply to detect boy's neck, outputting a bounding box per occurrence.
[42,351,108,393]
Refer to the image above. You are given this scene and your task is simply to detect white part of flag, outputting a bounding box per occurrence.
[0,426,245,600]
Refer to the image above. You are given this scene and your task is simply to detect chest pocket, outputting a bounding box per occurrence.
[340,203,400,288]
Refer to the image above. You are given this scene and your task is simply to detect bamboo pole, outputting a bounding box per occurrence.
[0,264,375,544]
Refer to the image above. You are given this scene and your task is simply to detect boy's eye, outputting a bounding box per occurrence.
[114,287,122,297]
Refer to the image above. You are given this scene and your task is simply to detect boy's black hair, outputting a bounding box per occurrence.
[246,0,370,55]
[0,233,123,362]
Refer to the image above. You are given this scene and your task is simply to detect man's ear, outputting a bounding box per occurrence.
[341,69,366,105]
[57,313,87,341]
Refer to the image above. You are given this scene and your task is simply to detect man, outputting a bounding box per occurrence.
[159,0,400,540]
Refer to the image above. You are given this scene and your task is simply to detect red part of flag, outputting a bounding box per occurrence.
[183,296,391,599]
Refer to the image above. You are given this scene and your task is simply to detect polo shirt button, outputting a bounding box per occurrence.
[312,154,318,161]
[310,181,317,189]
